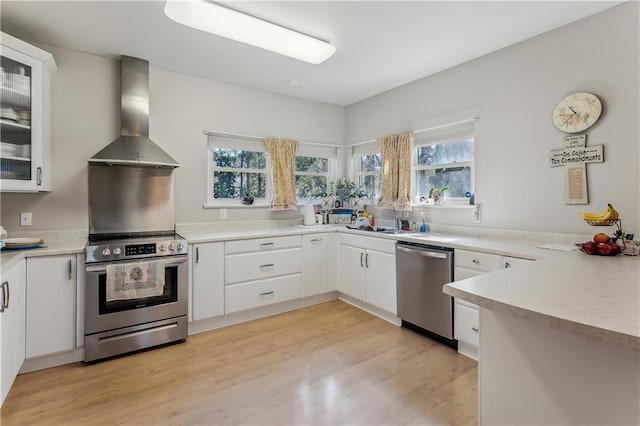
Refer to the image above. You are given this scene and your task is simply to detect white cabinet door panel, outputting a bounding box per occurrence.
[192,242,225,321]
[26,255,76,358]
[365,250,397,314]
[302,234,329,297]
[337,244,365,301]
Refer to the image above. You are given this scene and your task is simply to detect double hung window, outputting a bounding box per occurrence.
[414,121,475,203]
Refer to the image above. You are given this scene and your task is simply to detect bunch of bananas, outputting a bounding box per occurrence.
[580,204,619,221]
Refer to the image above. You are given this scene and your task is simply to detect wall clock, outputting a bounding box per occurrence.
[552,92,602,133]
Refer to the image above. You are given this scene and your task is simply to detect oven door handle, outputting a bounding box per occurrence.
[85,257,187,273]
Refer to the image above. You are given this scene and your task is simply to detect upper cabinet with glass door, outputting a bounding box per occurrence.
[1,32,56,192]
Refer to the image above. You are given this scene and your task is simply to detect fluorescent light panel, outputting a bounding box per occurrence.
[164,0,336,65]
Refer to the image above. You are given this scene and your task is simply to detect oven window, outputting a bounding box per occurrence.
[98,265,178,314]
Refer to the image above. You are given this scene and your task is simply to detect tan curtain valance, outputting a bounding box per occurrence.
[376,131,413,210]
[264,138,298,210]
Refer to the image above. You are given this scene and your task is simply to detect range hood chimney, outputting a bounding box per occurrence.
[89,56,180,168]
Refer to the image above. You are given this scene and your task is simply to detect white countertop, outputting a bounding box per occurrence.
[1,237,87,270]
[2,224,637,351]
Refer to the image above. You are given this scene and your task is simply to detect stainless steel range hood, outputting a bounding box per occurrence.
[89,56,180,168]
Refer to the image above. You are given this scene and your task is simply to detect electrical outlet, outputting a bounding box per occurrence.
[220,208,227,219]
[20,212,32,226]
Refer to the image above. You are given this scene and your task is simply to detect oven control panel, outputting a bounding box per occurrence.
[86,238,188,263]
[125,243,157,256]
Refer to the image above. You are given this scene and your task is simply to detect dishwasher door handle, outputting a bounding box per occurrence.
[397,246,449,259]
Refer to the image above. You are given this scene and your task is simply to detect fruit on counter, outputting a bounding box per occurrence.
[593,233,611,243]
[580,204,619,221]
[581,241,598,255]
[595,242,620,256]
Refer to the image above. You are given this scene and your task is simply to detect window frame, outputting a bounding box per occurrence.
[206,134,339,207]
[293,154,334,203]
[413,137,475,205]
[207,137,271,207]
[351,141,382,202]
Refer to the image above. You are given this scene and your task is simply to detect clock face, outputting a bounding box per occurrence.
[552,92,602,133]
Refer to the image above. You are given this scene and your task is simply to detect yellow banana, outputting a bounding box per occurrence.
[580,204,618,221]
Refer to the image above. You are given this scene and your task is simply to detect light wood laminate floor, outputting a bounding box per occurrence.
[2,300,477,425]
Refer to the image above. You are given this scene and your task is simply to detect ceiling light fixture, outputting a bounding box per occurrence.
[164,0,336,65]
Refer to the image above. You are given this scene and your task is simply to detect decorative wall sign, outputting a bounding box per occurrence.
[549,135,604,205]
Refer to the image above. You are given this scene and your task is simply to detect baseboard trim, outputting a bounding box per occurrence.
[188,292,339,335]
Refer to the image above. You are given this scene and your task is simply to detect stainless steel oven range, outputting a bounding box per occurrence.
[84,233,188,362]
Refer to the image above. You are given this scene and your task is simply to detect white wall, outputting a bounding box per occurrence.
[0,45,345,232]
[346,2,639,235]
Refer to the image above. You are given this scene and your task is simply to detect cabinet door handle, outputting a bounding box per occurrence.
[260,242,274,249]
[67,259,73,280]
[365,253,369,268]
[195,247,199,263]
[260,264,274,269]
[260,291,274,297]
[504,261,511,268]
[37,167,43,186]
[360,252,364,267]
[310,238,323,243]
[472,259,480,264]
[472,327,479,332]
[0,281,7,312]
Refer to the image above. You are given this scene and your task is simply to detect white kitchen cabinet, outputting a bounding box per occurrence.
[338,243,366,300]
[302,233,330,297]
[191,242,225,321]
[453,250,535,360]
[0,32,56,192]
[338,234,397,315]
[26,255,76,358]
[225,236,302,314]
[1,259,26,405]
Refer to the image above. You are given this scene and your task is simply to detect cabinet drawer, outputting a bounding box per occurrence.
[225,247,302,284]
[454,301,479,346]
[503,256,534,269]
[455,249,502,272]
[225,235,301,255]
[340,234,396,254]
[225,274,302,314]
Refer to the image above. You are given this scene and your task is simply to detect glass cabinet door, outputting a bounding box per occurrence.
[1,53,32,181]
[0,44,44,190]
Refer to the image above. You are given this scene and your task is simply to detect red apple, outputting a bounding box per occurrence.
[609,242,621,254]
[581,241,597,255]
[593,233,611,243]
[596,242,614,256]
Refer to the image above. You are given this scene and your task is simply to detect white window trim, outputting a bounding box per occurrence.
[206,139,272,208]
[413,137,475,206]
[206,133,339,207]
[352,152,382,202]
[294,155,337,205]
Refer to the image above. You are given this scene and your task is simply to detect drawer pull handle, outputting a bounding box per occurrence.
[260,264,275,269]
[472,327,479,332]
[504,261,511,268]
[310,239,323,243]
[260,291,274,297]
[472,259,480,264]
[260,243,275,249]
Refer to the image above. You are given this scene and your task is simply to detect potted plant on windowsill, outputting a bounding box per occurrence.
[428,186,448,205]
[349,185,370,210]
[241,189,255,205]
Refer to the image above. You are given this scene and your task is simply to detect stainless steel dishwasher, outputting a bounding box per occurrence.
[396,242,457,348]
